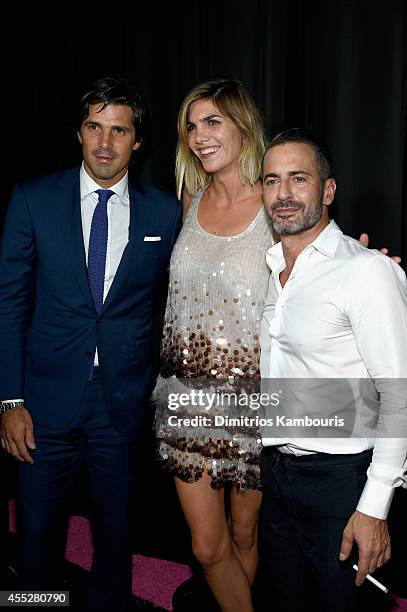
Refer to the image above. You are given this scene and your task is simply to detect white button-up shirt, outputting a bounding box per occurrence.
[260,220,407,519]
[80,164,130,364]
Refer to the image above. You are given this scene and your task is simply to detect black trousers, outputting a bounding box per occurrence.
[17,369,138,612]
[258,447,373,612]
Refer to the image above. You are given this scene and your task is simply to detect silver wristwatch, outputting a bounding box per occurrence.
[0,400,25,415]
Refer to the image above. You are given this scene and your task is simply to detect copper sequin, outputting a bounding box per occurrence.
[154,189,274,492]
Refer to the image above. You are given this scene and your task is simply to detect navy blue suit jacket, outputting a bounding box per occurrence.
[0,166,181,432]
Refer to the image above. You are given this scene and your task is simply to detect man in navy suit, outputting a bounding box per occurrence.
[0,77,181,611]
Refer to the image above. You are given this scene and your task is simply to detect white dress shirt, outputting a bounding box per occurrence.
[260,220,407,519]
[80,164,130,365]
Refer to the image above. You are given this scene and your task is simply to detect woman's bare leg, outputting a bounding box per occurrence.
[230,488,262,585]
[175,472,254,612]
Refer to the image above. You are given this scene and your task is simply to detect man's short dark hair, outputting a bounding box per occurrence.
[77,77,151,146]
[268,127,333,182]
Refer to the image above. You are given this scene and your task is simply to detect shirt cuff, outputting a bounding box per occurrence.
[356,478,395,519]
[1,399,24,403]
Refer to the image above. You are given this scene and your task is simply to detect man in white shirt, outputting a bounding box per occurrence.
[258,127,407,612]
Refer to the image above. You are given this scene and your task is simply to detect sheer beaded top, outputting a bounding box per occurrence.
[160,189,274,379]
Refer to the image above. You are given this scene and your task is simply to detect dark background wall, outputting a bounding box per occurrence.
[1,0,407,259]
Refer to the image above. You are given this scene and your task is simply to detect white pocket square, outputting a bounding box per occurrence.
[144,236,161,241]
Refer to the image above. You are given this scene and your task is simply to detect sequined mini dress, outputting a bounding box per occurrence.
[154,189,274,491]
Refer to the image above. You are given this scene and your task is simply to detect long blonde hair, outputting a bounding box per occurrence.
[175,79,265,200]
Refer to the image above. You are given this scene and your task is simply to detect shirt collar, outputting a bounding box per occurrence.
[266,220,343,271]
[311,219,343,257]
[80,162,129,201]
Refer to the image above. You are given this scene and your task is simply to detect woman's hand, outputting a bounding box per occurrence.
[359,233,401,264]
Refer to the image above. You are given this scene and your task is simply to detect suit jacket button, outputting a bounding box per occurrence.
[85,351,93,359]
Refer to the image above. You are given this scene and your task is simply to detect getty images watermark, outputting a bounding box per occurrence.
[166,389,280,428]
[167,389,280,410]
[164,389,346,429]
[153,377,407,437]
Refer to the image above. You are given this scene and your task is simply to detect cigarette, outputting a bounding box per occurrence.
[352,564,389,593]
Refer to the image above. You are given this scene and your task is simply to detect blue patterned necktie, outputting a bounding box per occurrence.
[88,189,114,313]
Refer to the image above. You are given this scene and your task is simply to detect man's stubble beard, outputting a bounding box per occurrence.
[267,196,324,236]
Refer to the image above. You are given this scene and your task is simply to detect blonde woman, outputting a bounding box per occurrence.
[154,79,271,612]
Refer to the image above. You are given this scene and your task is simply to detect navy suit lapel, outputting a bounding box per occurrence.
[101,181,150,312]
[57,168,96,310]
